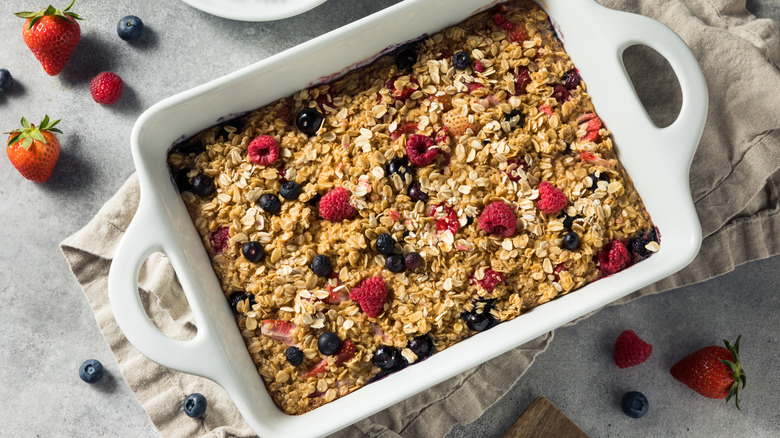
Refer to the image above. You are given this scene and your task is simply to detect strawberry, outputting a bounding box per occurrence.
[260,320,296,346]
[670,336,746,409]
[442,110,473,138]
[577,113,602,142]
[428,203,459,235]
[15,1,83,76]
[5,115,62,182]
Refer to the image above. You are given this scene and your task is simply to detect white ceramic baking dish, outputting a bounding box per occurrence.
[108,0,707,436]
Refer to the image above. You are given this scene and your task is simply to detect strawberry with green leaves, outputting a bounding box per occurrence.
[6,115,62,183]
[15,0,83,76]
[670,335,747,409]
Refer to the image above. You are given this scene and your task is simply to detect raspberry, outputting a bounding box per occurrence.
[507,27,529,43]
[472,268,506,293]
[387,76,419,102]
[209,227,230,254]
[465,82,484,93]
[514,66,531,95]
[391,122,418,140]
[552,84,569,103]
[406,134,437,167]
[613,330,653,368]
[247,135,279,166]
[474,60,484,73]
[537,182,567,215]
[349,276,388,318]
[478,201,517,237]
[319,187,357,222]
[90,72,123,105]
[598,240,631,275]
[504,158,528,182]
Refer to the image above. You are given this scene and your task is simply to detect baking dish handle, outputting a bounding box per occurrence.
[609,11,709,170]
[108,196,214,377]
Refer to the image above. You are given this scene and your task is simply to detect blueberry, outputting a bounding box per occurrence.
[621,391,649,419]
[280,181,301,200]
[79,359,104,384]
[310,254,332,277]
[558,212,576,230]
[285,346,304,366]
[117,15,144,42]
[408,334,434,359]
[386,254,404,273]
[562,231,580,250]
[259,193,281,213]
[228,291,255,312]
[375,233,395,255]
[629,237,652,260]
[373,346,401,370]
[296,108,324,136]
[394,44,418,71]
[0,68,13,90]
[318,331,341,355]
[183,393,207,418]
[242,241,265,263]
[646,227,659,243]
[504,110,525,128]
[173,169,192,193]
[404,252,423,271]
[452,51,471,70]
[387,157,412,178]
[587,172,610,190]
[466,313,492,331]
[191,174,214,197]
[408,182,428,202]
[306,192,322,207]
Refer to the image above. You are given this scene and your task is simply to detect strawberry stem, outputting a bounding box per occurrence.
[15,0,83,30]
[5,115,62,150]
[721,335,745,410]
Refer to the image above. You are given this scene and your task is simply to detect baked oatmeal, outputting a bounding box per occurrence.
[167,0,659,415]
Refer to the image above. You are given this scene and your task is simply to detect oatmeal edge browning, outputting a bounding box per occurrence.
[168,0,658,415]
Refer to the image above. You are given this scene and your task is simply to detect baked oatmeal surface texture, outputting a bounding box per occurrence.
[167,0,657,415]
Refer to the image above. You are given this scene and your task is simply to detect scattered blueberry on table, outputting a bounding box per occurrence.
[117,15,144,42]
[0,68,13,90]
[621,391,649,418]
[183,393,207,418]
[79,359,104,384]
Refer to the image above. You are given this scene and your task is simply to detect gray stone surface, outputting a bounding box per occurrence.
[0,1,776,437]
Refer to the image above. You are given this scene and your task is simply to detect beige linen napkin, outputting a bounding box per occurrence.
[61,0,780,436]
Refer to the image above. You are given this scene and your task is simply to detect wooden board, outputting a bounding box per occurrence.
[502,396,589,438]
